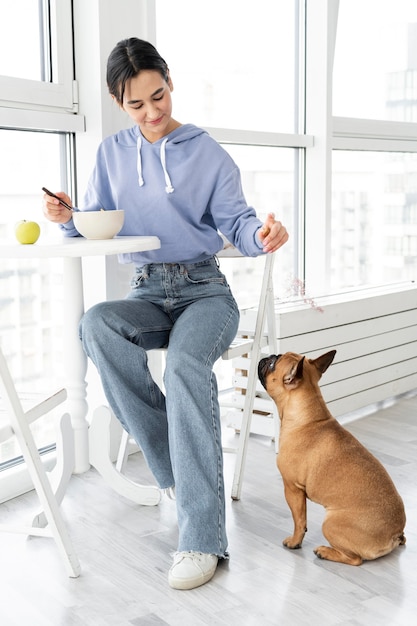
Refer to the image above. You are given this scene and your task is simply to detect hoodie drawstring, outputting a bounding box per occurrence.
[136,136,144,187]
[136,135,174,194]
[160,138,174,193]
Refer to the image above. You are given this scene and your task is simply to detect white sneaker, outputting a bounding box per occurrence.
[168,551,218,590]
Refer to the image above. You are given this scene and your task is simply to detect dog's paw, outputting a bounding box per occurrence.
[283,536,303,550]
[313,547,325,559]
[314,545,362,565]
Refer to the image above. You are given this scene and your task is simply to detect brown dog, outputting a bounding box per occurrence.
[258,350,406,565]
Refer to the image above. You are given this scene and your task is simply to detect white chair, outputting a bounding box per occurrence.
[114,247,279,501]
[0,346,81,578]
[219,250,278,499]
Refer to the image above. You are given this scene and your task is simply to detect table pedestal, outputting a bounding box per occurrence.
[89,406,161,505]
[63,257,89,473]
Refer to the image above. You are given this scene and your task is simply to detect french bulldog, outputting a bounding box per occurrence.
[258,350,406,565]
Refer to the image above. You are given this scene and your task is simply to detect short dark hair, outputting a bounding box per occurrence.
[106,37,169,104]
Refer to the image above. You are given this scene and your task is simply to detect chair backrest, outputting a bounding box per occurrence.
[217,239,277,350]
[216,237,243,258]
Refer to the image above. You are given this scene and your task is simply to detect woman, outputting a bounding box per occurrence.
[43,37,288,590]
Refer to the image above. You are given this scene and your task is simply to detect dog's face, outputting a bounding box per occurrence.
[258,350,337,402]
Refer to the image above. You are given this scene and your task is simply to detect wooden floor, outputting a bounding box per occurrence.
[1,392,417,626]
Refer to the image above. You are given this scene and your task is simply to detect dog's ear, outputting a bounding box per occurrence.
[284,356,305,388]
[311,349,336,375]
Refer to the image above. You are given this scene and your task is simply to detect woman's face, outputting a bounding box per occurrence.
[121,70,176,142]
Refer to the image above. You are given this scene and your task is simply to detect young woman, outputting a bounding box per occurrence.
[43,37,288,590]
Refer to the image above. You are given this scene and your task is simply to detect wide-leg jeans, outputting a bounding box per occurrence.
[79,257,240,557]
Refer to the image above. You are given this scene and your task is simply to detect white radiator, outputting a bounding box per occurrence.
[223,282,417,435]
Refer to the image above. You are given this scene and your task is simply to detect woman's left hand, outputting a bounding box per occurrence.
[258,212,289,253]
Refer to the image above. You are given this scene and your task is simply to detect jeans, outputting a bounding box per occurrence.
[79,257,240,557]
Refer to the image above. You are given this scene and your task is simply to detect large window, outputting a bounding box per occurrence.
[0,131,73,470]
[1,0,416,487]
[155,0,304,303]
[0,1,78,476]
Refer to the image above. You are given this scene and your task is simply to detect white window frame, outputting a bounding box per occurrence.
[333,117,417,152]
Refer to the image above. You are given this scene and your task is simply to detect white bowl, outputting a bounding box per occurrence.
[73,210,124,240]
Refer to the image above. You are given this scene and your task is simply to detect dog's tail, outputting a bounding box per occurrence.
[397,532,406,546]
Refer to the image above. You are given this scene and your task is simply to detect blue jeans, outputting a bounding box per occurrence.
[79,257,239,557]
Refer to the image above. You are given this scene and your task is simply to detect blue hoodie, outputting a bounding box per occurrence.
[61,123,265,265]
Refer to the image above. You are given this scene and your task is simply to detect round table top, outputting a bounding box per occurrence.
[0,235,161,259]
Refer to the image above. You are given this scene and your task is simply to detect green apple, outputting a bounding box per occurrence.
[15,220,41,245]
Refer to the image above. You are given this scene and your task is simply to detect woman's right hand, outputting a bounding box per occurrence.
[42,190,73,224]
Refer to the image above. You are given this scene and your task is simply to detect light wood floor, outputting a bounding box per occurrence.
[1,393,417,626]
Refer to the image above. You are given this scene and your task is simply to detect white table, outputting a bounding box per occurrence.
[0,235,162,505]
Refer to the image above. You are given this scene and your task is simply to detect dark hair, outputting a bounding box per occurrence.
[106,37,169,104]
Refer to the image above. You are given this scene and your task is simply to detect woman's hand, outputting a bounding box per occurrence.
[42,190,73,224]
[258,212,289,253]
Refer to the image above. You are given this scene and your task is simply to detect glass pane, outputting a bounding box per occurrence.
[334,0,417,121]
[155,0,298,132]
[0,1,44,81]
[0,129,67,467]
[221,144,297,304]
[331,150,417,291]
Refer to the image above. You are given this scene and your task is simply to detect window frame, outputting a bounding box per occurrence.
[333,117,417,152]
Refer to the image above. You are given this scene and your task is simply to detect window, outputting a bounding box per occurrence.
[2,0,416,482]
[0,1,44,81]
[333,0,417,121]
[0,129,71,468]
[155,0,298,133]
[332,150,417,289]
[221,144,297,303]
[155,0,304,299]
[0,0,78,477]
[331,1,417,292]
[0,0,76,111]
